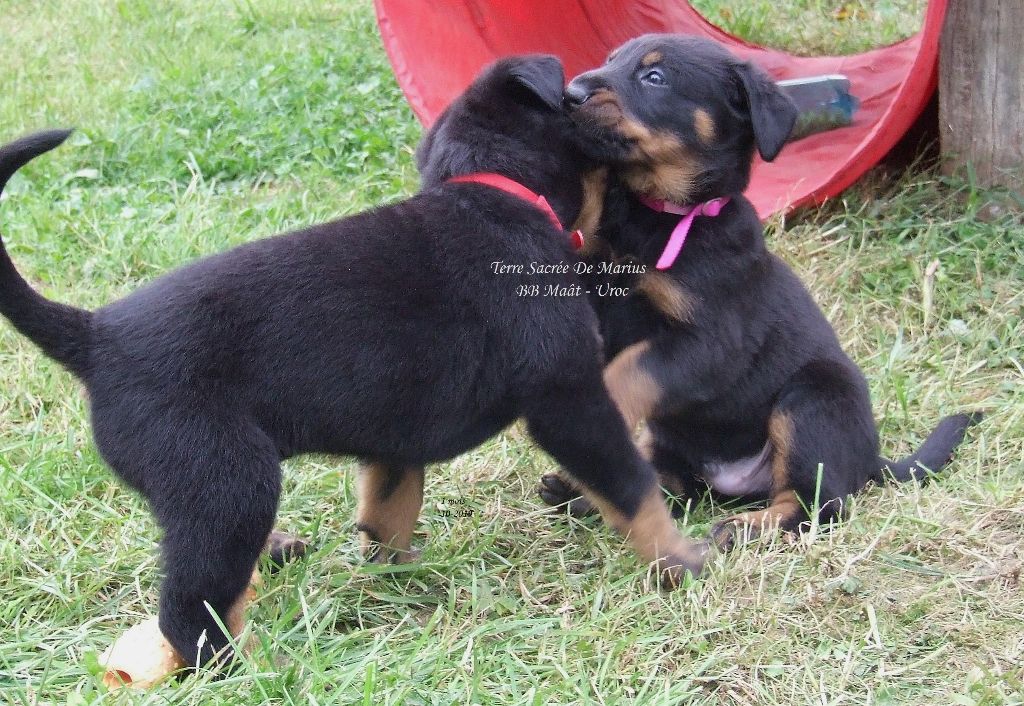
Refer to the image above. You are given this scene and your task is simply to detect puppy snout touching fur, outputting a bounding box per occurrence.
[564,77,598,108]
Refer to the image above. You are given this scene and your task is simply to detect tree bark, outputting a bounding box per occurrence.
[939,0,1024,191]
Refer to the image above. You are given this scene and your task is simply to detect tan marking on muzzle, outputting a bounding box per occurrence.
[579,89,626,128]
[617,118,700,203]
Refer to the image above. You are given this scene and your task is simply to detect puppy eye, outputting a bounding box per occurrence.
[640,69,666,86]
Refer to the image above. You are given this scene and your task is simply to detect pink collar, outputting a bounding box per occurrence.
[639,195,731,270]
[448,172,584,250]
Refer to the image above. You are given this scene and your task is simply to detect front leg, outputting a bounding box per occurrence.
[525,380,708,586]
[603,329,747,430]
[540,331,739,515]
[356,462,425,563]
[537,412,656,518]
[603,340,661,431]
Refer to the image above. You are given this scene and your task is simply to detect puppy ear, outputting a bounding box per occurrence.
[508,55,565,112]
[732,62,798,162]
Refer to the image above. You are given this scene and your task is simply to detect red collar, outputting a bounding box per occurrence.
[448,173,584,250]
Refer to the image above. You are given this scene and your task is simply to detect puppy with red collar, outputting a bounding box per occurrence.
[539,35,980,550]
[0,55,706,670]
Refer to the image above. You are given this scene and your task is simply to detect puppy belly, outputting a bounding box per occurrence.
[701,441,773,496]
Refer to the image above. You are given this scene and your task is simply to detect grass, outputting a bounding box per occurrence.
[691,0,927,55]
[1,1,1021,704]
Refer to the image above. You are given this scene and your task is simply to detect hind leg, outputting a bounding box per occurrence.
[710,411,808,550]
[355,462,424,564]
[525,381,707,585]
[711,365,878,551]
[90,385,284,669]
[125,422,283,668]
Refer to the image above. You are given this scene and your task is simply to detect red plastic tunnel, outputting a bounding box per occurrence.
[375,0,947,218]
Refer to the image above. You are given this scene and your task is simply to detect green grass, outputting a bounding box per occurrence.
[1,1,1021,704]
[691,0,927,55]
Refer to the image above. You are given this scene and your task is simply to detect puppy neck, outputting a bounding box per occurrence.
[417,112,592,229]
[601,180,764,269]
[637,194,731,270]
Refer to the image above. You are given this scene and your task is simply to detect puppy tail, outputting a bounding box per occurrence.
[876,412,983,484]
[0,129,93,378]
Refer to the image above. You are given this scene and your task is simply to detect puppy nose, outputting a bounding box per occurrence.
[564,80,595,108]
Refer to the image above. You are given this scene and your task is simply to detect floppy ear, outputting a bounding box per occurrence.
[508,55,566,112]
[733,62,798,162]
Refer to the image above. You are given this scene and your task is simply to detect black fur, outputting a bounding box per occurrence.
[543,35,980,538]
[0,55,695,668]
[0,129,92,376]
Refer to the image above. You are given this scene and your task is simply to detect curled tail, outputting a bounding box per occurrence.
[877,412,983,483]
[0,129,92,378]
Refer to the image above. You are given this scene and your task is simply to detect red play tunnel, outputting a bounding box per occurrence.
[375,0,947,218]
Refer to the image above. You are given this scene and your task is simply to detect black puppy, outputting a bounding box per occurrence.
[0,55,705,669]
[539,35,979,549]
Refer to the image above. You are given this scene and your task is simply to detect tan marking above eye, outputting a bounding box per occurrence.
[693,108,716,143]
[641,51,663,67]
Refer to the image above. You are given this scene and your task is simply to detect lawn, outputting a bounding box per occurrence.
[1,1,1021,704]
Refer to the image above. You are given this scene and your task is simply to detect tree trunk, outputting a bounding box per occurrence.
[939,0,1024,191]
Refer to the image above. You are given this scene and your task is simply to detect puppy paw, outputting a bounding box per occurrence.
[370,546,420,565]
[654,542,710,589]
[357,524,418,565]
[710,518,762,553]
[393,547,421,564]
[538,473,596,517]
[265,529,311,571]
[537,473,576,503]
